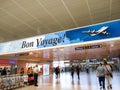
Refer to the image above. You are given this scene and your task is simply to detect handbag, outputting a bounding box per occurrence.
[110,73,113,78]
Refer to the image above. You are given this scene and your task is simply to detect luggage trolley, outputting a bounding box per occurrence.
[23,74,28,85]
[0,76,5,89]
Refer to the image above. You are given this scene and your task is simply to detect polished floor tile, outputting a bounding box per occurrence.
[16,71,120,90]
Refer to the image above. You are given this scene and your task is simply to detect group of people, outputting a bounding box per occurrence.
[20,65,39,87]
[54,65,81,80]
[22,62,113,89]
[71,65,80,80]
[70,61,113,90]
[96,61,113,90]
[0,67,8,76]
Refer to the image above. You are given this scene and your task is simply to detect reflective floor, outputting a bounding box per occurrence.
[16,71,120,90]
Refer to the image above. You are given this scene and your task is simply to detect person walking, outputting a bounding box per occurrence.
[55,66,60,78]
[86,65,89,74]
[96,63,105,90]
[57,66,60,78]
[71,65,75,80]
[104,61,113,89]
[76,65,80,79]
[33,65,39,86]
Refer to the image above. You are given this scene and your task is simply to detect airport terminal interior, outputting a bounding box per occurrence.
[0,0,120,90]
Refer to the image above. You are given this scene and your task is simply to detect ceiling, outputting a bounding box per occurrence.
[0,0,120,43]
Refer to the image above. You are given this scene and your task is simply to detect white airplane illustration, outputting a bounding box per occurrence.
[81,26,109,36]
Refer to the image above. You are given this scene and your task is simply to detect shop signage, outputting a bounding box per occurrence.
[0,60,16,64]
[75,45,102,50]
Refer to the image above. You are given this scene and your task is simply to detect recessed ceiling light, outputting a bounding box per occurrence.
[29,52,33,55]
[111,44,114,47]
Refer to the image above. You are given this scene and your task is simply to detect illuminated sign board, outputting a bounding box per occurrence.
[75,45,102,50]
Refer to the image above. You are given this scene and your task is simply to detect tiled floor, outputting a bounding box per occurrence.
[16,71,120,90]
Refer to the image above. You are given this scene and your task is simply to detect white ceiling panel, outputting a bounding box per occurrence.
[0,0,119,43]
[63,0,91,26]
[40,0,77,29]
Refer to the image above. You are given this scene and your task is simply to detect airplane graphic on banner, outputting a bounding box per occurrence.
[81,26,109,36]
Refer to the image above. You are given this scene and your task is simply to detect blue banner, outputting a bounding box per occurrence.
[66,19,120,44]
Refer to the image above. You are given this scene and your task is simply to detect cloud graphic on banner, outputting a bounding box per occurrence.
[37,31,70,48]
[0,41,23,53]
[70,38,84,44]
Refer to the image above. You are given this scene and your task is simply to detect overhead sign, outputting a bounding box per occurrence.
[0,19,120,54]
[14,53,29,56]
[75,45,102,50]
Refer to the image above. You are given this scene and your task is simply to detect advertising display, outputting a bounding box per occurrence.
[0,19,120,54]
[43,64,49,75]
[0,59,17,65]
[66,19,120,43]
